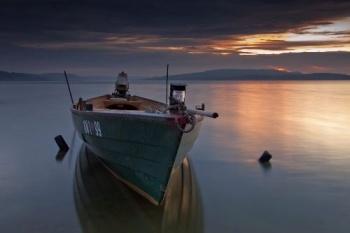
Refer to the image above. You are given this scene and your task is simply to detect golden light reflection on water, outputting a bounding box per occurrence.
[197,81,350,168]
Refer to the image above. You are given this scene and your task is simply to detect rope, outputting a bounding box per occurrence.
[175,113,197,133]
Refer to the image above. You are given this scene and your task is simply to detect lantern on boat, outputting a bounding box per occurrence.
[114,71,129,97]
[169,83,186,106]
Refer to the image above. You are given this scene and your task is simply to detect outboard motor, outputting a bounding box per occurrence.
[168,83,195,133]
[169,83,187,112]
[168,83,219,133]
[114,71,129,97]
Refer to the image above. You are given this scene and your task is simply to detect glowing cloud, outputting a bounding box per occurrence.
[229,17,350,55]
[17,17,350,57]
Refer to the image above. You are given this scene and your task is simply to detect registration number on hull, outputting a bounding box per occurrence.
[82,120,103,137]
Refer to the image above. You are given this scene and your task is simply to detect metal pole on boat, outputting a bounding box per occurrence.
[166,64,169,105]
[64,70,74,105]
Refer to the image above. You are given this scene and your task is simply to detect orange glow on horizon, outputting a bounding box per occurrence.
[272,66,289,72]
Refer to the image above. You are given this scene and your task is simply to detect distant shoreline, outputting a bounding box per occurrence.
[150,69,350,81]
[1,69,350,82]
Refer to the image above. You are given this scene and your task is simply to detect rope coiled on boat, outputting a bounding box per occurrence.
[175,112,197,133]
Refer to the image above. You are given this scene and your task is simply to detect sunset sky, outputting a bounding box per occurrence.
[1,0,350,76]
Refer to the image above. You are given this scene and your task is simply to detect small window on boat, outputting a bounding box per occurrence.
[106,104,139,110]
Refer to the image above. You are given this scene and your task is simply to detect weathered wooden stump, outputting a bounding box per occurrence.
[259,150,272,163]
[54,135,69,152]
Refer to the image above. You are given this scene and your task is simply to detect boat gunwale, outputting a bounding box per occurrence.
[71,108,182,120]
[71,108,204,123]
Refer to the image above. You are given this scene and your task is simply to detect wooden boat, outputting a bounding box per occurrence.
[70,72,217,205]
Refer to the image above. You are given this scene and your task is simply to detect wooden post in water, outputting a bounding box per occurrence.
[259,150,272,163]
[55,135,69,151]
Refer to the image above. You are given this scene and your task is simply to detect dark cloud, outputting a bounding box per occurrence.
[2,0,350,39]
[0,0,349,75]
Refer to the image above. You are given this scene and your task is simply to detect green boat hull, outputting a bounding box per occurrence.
[71,109,202,205]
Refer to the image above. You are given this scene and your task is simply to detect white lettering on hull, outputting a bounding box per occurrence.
[82,120,102,137]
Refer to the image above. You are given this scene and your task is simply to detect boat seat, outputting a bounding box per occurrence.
[103,99,144,110]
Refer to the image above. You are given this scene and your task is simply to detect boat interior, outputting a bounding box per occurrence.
[82,95,167,113]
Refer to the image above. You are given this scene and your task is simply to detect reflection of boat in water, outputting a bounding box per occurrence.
[74,145,203,233]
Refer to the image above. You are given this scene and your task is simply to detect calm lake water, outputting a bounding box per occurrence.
[1,81,350,233]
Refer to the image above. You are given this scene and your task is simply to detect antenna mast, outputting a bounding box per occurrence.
[166,64,169,105]
[64,70,74,105]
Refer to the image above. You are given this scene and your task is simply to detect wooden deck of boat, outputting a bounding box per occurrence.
[85,95,167,113]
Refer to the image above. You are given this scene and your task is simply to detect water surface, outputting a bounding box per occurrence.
[1,81,350,233]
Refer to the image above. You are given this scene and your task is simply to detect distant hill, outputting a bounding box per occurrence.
[1,69,350,82]
[152,69,350,80]
[0,71,116,82]
[0,71,78,82]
